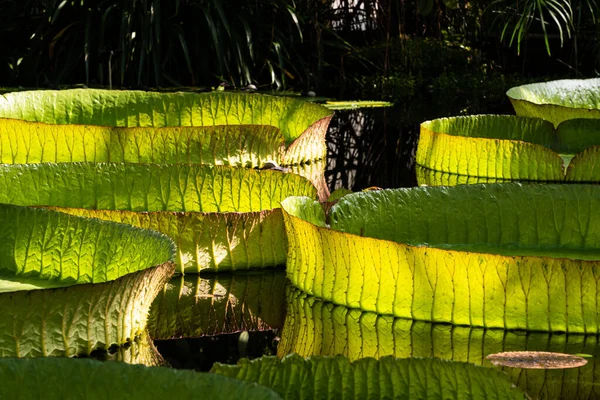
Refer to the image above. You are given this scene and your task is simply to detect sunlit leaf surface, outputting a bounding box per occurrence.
[278,289,600,398]
[282,184,600,332]
[0,163,317,272]
[0,89,333,165]
[0,204,175,360]
[417,115,600,183]
[507,78,600,126]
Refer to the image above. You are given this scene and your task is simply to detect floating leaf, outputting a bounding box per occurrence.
[416,165,510,186]
[282,184,600,332]
[148,271,286,340]
[0,204,175,360]
[288,159,329,201]
[327,188,353,202]
[0,163,317,273]
[417,115,600,183]
[0,89,333,165]
[507,78,600,127]
[0,119,284,168]
[211,354,526,399]
[278,289,600,398]
[0,358,280,399]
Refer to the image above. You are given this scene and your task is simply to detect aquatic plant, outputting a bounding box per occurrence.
[212,354,525,399]
[507,78,600,126]
[148,271,286,339]
[282,184,600,333]
[280,289,600,398]
[417,115,600,183]
[0,89,330,272]
[0,204,175,361]
[0,358,279,399]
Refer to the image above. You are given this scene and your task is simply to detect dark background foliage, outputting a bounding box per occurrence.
[0,0,598,98]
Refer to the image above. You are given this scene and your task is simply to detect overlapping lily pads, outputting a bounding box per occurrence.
[417,115,600,183]
[148,271,286,340]
[0,163,316,273]
[416,165,508,186]
[212,354,525,399]
[0,358,280,399]
[279,289,600,398]
[0,89,333,167]
[282,184,600,333]
[0,204,175,361]
[507,78,600,126]
[0,89,328,272]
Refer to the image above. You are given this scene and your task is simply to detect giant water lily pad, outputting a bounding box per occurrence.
[417,115,600,183]
[211,354,525,399]
[278,289,600,398]
[416,165,508,186]
[507,78,600,126]
[0,120,284,167]
[0,204,175,360]
[0,89,333,166]
[0,358,280,399]
[0,163,317,273]
[148,271,286,339]
[282,184,600,332]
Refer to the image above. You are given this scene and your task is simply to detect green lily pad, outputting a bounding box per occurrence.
[324,100,392,110]
[0,89,333,145]
[507,78,600,127]
[0,358,280,399]
[0,163,317,273]
[211,354,525,399]
[0,89,333,166]
[281,184,600,332]
[417,115,600,183]
[0,119,285,168]
[278,289,600,398]
[0,204,175,359]
[416,165,510,186]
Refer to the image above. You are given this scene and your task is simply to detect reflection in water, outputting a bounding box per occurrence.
[148,270,286,340]
[0,263,173,360]
[416,165,511,186]
[325,95,516,192]
[326,107,417,191]
[279,289,600,399]
[96,334,166,367]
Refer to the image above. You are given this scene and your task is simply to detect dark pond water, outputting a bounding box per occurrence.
[154,93,600,399]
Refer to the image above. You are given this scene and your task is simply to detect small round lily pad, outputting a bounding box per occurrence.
[487,351,588,369]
